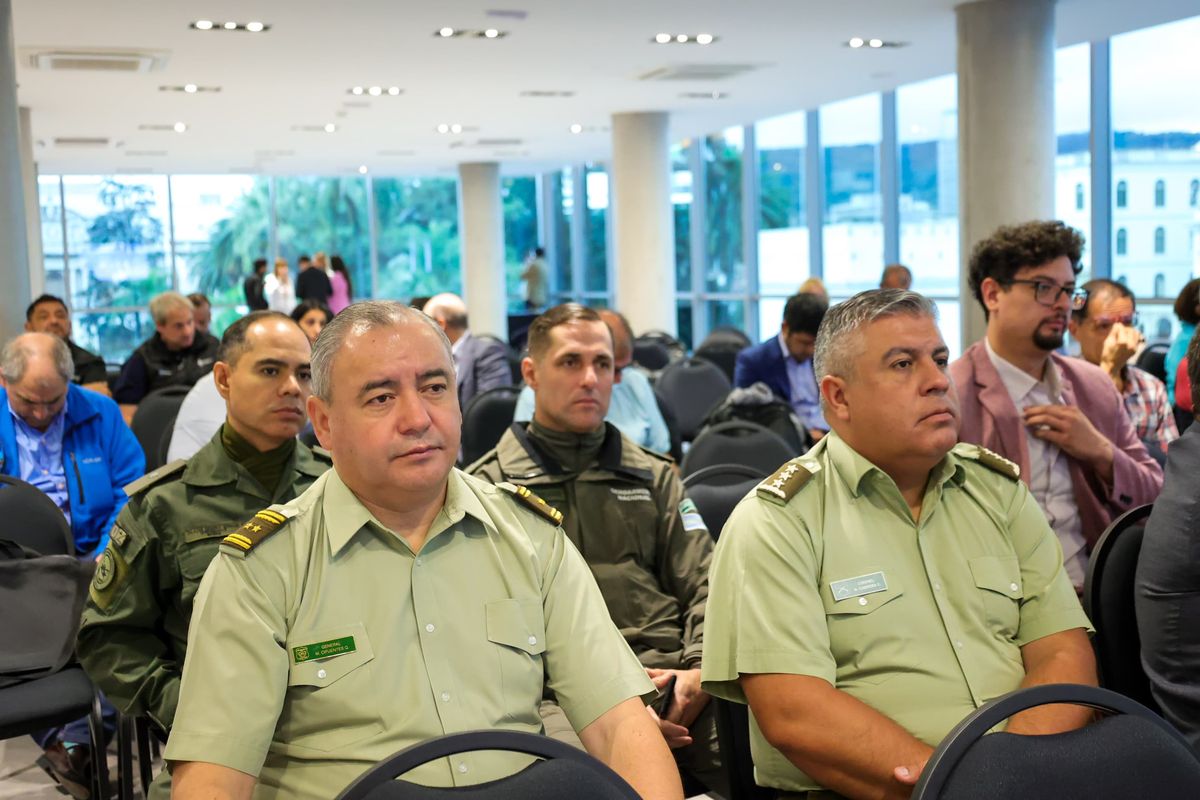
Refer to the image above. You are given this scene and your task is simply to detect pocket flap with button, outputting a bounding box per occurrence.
[969,555,1024,600]
[486,598,547,655]
[821,582,905,616]
[286,623,375,687]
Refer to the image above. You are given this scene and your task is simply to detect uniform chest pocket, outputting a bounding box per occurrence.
[279,623,382,751]
[177,526,234,582]
[486,598,547,718]
[821,579,906,685]
[969,555,1023,638]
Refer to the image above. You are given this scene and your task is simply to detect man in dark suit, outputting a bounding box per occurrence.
[422,293,512,408]
[734,292,829,440]
[243,258,268,310]
[294,253,332,306]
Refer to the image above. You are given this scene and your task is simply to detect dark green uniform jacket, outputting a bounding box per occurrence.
[468,422,712,669]
[76,429,331,731]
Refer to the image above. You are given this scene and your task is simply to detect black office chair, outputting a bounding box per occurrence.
[655,358,732,442]
[712,698,773,800]
[1135,342,1169,383]
[131,385,192,471]
[683,464,763,538]
[334,729,640,800]
[700,326,752,351]
[636,330,687,361]
[682,421,795,479]
[460,387,521,466]
[653,388,684,464]
[694,341,742,384]
[912,684,1200,800]
[1082,503,1158,710]
[632,339,673,372]
[0,474,75,556]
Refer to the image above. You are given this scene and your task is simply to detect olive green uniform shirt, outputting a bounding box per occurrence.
[77,431,331,731]
[164,467,652,800]
[701,432,1092,793]
[468,422,712,669]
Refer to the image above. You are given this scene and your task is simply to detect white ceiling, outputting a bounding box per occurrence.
[14,0,1199,176]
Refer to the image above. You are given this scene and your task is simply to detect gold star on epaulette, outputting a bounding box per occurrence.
[222,508,290,553]
[757,461,815,504]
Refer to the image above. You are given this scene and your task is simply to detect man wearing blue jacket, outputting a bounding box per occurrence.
[0,332,145,557]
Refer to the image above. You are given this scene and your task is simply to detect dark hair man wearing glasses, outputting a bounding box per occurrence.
[952,221,1162,590]
[1069,279,1179,460]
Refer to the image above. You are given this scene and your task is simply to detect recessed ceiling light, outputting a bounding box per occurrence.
[173,122,187,133]
[223,21,237,30]
[484,28,500,38]
[245,21,264,33]
[569,123,583,134]
[696,33,714,45]
[450,123,463,134]
[194,19,213,30]
[358,165,368,175]
[676,34,689,43]
[437,123,450,134]
[849,37,865,48]
[655,33,671,44]
[183,83,197,93]
[351,86,364,95]
[438,27,455,37]
[368,86,382,96]
[869,38,884,48]
[387,86,401,96]
[324,123,337,133]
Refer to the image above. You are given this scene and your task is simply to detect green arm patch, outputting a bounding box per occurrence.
[756,460,817,504]
[498,483,564,526]
[89,544,130,611]
[221,508,291,554]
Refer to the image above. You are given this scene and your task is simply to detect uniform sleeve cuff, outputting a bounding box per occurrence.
[558,671,656,733]
[163,730,268,778]
[1016,609,1095,647]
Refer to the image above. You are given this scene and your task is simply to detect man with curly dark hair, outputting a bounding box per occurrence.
[951,220,1162,591]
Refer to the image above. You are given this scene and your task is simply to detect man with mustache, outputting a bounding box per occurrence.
[703,290,1096,799]
[77,311,330,798]
[469,303,721,795]
[164,302,681,800]
[951,221,1162,590]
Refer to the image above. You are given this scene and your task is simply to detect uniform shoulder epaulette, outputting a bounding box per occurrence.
[633,442,675,465]
[124,459,187,497]
[953,443,1020,481]
[756,459,818,504]
[221,507,293,553]
[498,482,564,526]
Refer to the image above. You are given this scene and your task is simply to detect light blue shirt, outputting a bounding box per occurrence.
[9,399,71,523]
[1165,321,1195,401]
[514,367,672,454]
[779,334,827,432]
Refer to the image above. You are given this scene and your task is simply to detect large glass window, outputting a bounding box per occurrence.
[1055,43,1091,278]
[274,176,371,303]
[1112,14,1200,300]
[756,110,808,323]
[502,175,539,310]
[672,144,693,293]
[374,176,460,301]
[704,127,745,293]
[821,93,883,296]
[898,75,959,296]
[582,165,609,294]
[550,169,573,300]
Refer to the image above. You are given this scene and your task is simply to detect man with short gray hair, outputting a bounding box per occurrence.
[166,301,683,800]
[702,289,1096,799]
[422,292,512,408]
[112,291,220,408]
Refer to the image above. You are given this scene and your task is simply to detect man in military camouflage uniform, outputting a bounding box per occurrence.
[468,304,722,796]
[77,311,329,795]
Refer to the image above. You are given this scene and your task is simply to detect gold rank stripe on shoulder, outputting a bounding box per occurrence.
[757,460,817,503]
[222,508,290,552]
[503,483,565,526]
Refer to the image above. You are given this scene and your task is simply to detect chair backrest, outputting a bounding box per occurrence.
[913,684,1200,800]
[1082,503,1158,710]
[712,698,774,800]
[700,326,752,351]
[131,385,192,470]
[460,387,520,466]
[1135,342,1169,382]
[693,343,740,384]
[0,474,74,556]
[334,729,640,800]
[632,339,673,372]
[682,464,763,537]
[655,358,732,441]
[682,421,795,479]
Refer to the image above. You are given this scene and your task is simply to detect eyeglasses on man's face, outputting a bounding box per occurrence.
[1005,279,1089,311]
[1089,311,1140,331]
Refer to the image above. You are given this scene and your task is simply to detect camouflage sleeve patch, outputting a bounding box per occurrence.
[498,483,564,526]
[756,460,817,504]
[89,542,130,611]
[221,508,292,555]
[953,443,1020,481]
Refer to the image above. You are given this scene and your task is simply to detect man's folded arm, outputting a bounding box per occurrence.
[578,696,684,800]
[171,761,255,800]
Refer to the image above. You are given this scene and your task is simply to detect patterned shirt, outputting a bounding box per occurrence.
[9,400,70,523]
[1122,364,1179,454]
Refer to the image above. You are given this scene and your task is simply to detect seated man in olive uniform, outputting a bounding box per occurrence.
[77,311,330,796]
[703,290,1097,800]
[165,302,682,800]
[468,303,722,795]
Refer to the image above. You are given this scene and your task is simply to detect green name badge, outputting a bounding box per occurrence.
[292,636,356,663]
[830,571,888,602]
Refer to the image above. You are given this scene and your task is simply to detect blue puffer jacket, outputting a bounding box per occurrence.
[0,383,145,556]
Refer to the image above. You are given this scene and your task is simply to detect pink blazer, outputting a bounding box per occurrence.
[951,341,1163,547]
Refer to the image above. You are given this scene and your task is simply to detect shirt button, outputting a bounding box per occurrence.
[857,597,868,606]
[317,669,327,679]
[1010,582,1020,592]
[933,583,942,591]
[527,635,538,645]
[415,558,423,566]
[425,623,435,633]
[955,641,964,649]
[441,692,451,702]
[457,763,468,774]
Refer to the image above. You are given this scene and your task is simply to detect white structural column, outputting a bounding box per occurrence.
[956,0,1056,349]
[610,111,676,335]
[20,106,42,297]
[0,0,30,339]
[457,162,507,340]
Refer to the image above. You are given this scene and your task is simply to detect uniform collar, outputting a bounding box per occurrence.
[499,421,653,483]
[826,430,965,497]
[322,467,494,556]
[182,431,326,493]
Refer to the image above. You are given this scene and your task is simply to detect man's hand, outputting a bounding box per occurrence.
[645,668,709,749]
[1022,404,1114,481]
[1099,323,1142,388]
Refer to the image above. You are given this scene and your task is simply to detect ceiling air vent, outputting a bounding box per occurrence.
[638,63,759,81]
[475,138,523,147]
[53,137,109,147]
[23,48,168,73]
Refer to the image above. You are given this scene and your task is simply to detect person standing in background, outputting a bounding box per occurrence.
[521,247,548,310]
[243,259,268,311]
[296,252,333,306]
[264,258,296,314]
[328,255,352,314]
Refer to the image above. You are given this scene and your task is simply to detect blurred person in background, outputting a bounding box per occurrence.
[880,264,913,290]
[798,276,828,304]
[243,258,268,311]
[328,255,353,314]
[1166,278,1200,401]
[264,258,295,314]
[24,294,109,396]
[291,300,333,346]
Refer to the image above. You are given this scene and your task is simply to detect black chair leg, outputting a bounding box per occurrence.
[135,716,156,796]
[116,714,135,800]
[88,693,113,800]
